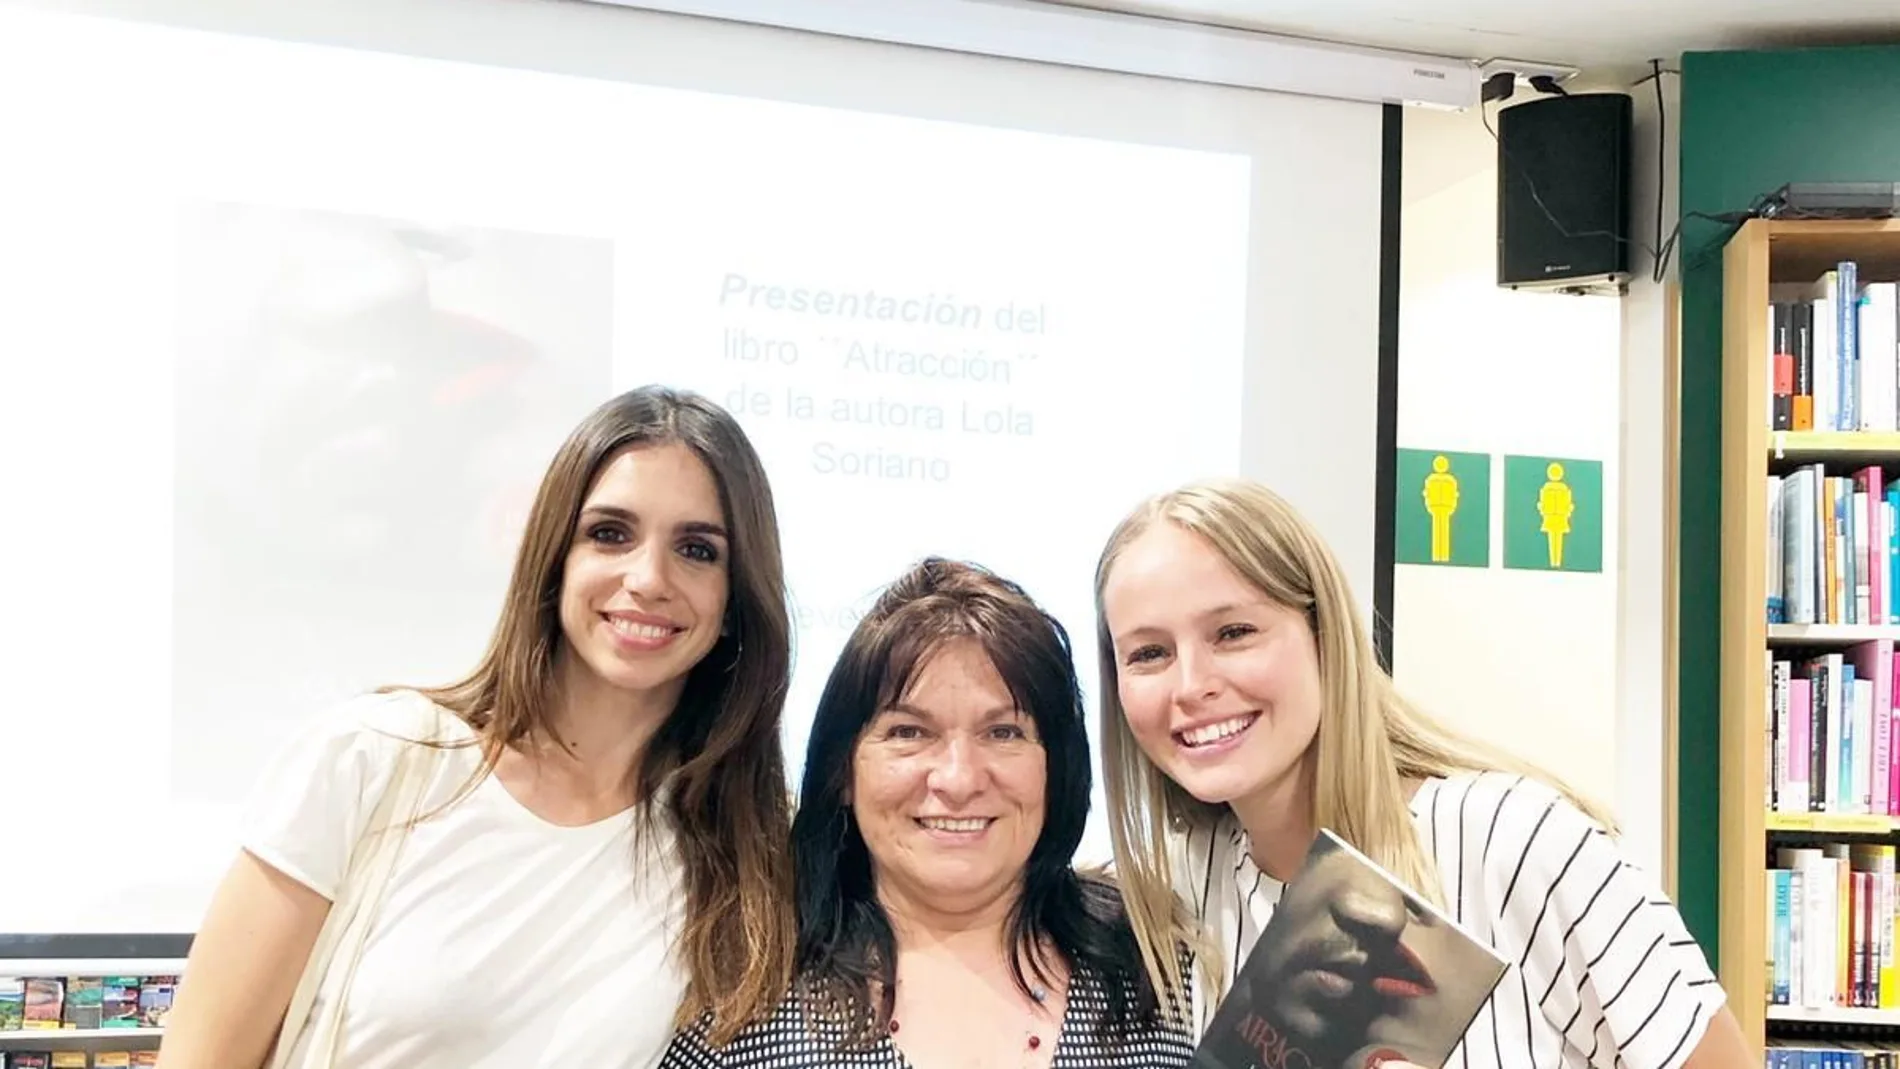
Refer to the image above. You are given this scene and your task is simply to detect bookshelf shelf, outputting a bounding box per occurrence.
[0,960,184,978]
[0,1028,162,1043]
[1766,811,1900,835]
[1765,220,1900,284]
[1768,624,1900,645]
[1770,431,1900,466]
[1766,1006,1900,1027]
[1719,218,1900,1054]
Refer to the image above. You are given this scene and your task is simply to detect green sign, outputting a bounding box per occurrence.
[1502,454,1603,573]
[1395,448,1490,567]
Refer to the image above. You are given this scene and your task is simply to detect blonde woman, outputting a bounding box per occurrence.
[1091,478,1750,1069]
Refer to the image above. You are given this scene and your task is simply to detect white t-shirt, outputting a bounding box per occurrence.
[1173,770,1727,1069]
[241,689,689,1069]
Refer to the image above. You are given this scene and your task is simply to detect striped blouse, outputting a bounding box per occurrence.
[1173,770,1728,1069]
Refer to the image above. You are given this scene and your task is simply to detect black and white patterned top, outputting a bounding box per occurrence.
[656,961,1196,1069]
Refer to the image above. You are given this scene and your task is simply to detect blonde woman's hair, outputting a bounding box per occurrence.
[1092,478,1614,1013]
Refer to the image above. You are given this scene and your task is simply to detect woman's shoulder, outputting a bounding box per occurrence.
[1412,768,1661,915]
[236,688,477,899]
[326,687,475,746]
[1411,768,1608,849]
[247,687,472,790]
[296,688,482,780]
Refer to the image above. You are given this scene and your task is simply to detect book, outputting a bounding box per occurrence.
[100,976,142,1028]
[20,978,62,1031]
[0,976,22,1031]
[59,977,102,1030]
[1191,829,1510,1069]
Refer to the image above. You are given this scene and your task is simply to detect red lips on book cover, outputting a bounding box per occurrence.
[1190,829,1508,1069]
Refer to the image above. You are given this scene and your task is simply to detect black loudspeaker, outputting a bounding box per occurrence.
[1496,92,1633,291]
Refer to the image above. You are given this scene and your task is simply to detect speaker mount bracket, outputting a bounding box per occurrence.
[1478,57,1582,102]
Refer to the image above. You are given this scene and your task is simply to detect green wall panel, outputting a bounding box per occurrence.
[1677,44,1900,970]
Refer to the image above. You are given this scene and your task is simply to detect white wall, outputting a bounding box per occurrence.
[1615,69,1680,889]
[1391,98,1649,868]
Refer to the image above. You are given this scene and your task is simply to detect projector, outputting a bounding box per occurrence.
[1759,182,1900,219]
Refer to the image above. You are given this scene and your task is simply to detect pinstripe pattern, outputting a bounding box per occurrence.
[1175,771,1726,1069]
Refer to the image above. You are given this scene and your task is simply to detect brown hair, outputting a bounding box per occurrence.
[410,385,794,1043]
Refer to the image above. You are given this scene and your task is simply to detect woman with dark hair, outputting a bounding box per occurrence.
[661,557,1194,1068]
[159,385,797,1069]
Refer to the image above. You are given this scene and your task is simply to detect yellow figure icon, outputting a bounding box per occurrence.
[1422,454,1459,562]
[1538,462,1575,568]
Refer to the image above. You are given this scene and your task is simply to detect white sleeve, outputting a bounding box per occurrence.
[236,692,416,900]
[1478,779,1726,1069]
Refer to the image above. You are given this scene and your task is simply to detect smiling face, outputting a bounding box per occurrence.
[850,637,1047,916]
[1099,521,1323,813]
[556,440,731,711]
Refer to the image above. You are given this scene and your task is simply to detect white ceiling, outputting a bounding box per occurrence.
[1042,0,1900,76]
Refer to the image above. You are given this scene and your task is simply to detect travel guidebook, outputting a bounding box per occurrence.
[1192,829,1510,1069]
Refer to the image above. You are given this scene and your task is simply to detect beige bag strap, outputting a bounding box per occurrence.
[267,703,446,1069]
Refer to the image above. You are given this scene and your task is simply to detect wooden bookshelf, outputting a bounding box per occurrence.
[1717,217,1900,1052]
[1770,430,1900,466]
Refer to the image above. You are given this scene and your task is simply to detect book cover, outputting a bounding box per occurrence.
[59,977,102,1030]
[20,978,62,1030]
[137,976,177,1028]
[1191,829,1509,1069]
[0,976,23,1031]
[99,976,141,1028]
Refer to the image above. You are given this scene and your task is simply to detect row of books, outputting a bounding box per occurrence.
[1765,646,1900,815]
[1769,842,1898,1010]
[1766,464,1899,627]
[1,1056,155,1069]
[0,977,172,1034]
[1770,1041,1900,1069]
[1767,259,1900,434]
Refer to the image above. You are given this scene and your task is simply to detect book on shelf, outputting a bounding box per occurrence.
[1767,840,1899,1013]
[1763,256,1900,634]
[1190,829,1507,1069]
[1764,642,1899,815]
[0,974,171,1035]
[0,981,19,1033]
[0,1056,156,1069]
[1767,1038,1900,1067]
[1766,258,1900,436]
[1765,463,1898,628]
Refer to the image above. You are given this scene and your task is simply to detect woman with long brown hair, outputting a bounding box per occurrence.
[158,385,796,1069]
